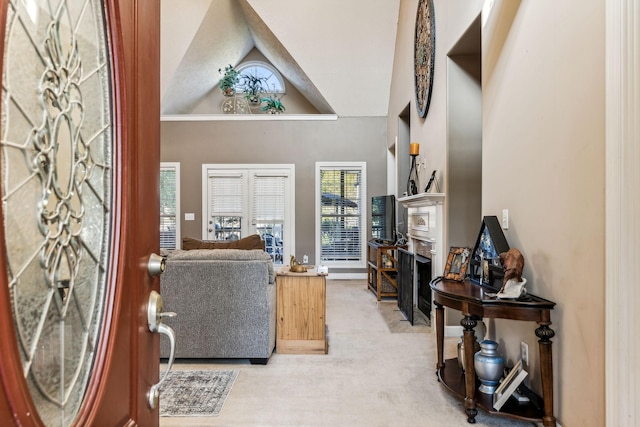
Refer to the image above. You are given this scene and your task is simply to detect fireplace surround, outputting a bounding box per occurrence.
[398,193,444,325]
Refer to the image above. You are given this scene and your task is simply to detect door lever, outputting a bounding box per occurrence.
[146,290,176,409]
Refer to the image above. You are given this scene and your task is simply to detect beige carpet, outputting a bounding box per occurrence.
[376,298,431,333]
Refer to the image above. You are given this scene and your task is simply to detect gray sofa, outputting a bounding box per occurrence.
[159,248,276,364]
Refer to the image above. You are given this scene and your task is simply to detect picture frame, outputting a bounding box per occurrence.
[443,247,470,281]
[493,360,529,411]
[424,170,437,192]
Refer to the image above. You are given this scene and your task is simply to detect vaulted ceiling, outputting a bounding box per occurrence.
[160,0,400,117]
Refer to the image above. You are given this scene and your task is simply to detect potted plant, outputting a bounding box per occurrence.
[218,64,240,96]
[261,95,286,114]
[240,74,268,106]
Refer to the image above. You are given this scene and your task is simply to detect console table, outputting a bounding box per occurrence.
[431,278,556,426]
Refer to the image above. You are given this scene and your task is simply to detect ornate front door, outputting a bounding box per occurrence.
[0,0,162,425]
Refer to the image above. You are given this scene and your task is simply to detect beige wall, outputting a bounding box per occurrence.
[161,117,388,272]
[483,1,605,425]
[388,0,605,425]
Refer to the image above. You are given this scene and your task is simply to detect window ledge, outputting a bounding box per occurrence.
[161,114,338,122]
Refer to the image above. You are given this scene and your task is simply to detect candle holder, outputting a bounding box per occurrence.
[407,154,419,196]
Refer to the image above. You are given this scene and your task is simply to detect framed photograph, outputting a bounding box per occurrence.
[443,247,470,281]
[493,360,529,411]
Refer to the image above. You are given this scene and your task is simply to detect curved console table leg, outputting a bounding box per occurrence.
[435,302,445,373]
[461,314,478,423]
[536,321,557,427]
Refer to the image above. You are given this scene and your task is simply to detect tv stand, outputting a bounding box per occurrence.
[373,238,392,245]
[367,240,399,300]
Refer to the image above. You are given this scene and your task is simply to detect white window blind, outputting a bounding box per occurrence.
[160,163,180,249]
[203,164,295,263]
[319,165,363,263]
[209,174,243,215]
[253,175,285,222]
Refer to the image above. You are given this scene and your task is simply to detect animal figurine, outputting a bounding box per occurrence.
[498,248,525,286]
[289,255,307,273]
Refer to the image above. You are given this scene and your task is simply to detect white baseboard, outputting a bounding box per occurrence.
[326,273,368,280]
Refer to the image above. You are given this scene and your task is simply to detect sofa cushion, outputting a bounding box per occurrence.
[168,248,269,261]
[182,234,265,251]
[166,248,276,284]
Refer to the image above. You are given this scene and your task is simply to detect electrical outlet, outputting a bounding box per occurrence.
[303,255,308,264]
[521,341,529,366]
[502,209,509,229]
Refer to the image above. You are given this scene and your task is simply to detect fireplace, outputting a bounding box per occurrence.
[398,193,444,326]
[397,248,413,323]
[398,249,432,324]
[415,254,432,318]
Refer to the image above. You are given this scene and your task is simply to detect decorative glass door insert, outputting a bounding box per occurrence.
[1,0,113,425]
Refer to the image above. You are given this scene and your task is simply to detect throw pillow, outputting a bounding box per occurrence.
[182,234,265,251]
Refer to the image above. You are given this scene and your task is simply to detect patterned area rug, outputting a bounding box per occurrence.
[159,370,238,417]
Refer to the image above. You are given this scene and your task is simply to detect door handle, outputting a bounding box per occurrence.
[146,290,177,410]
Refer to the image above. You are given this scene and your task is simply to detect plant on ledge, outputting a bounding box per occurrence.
[218,64,240,96]
[261,94,286,114]
[240,74,268,106]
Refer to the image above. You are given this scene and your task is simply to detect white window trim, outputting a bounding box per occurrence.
[315,161,367,269]
[160,162,181,250]
[201,164,295,261]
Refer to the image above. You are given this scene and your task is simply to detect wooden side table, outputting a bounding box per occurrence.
[276,267,328,354]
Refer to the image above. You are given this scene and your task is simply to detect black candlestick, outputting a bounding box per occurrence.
[407,154,419,196]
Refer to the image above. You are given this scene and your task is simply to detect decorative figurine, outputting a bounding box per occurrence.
[497,248,526,298]
[289,255,307,273]
[499,248,524,285]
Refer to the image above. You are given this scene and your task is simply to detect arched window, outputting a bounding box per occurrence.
[235,61,286,94]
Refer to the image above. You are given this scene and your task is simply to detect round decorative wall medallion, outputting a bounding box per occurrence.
[414,0,436,118]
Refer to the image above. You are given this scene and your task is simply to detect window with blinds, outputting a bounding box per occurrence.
[203,165,294,265]
[208,174,244,241]
[253,175,285,263]
[160,163,180,249]
[317,162,366,267]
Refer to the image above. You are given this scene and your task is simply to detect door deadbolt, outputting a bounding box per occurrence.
[148,253,166,277]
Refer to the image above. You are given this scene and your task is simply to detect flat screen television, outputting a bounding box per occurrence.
[371,195,396,244]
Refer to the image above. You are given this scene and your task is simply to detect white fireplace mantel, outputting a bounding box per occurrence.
[398,193,445,269]
[398,192,445,208]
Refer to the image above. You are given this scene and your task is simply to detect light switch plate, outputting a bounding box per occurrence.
[185,213,195,221]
